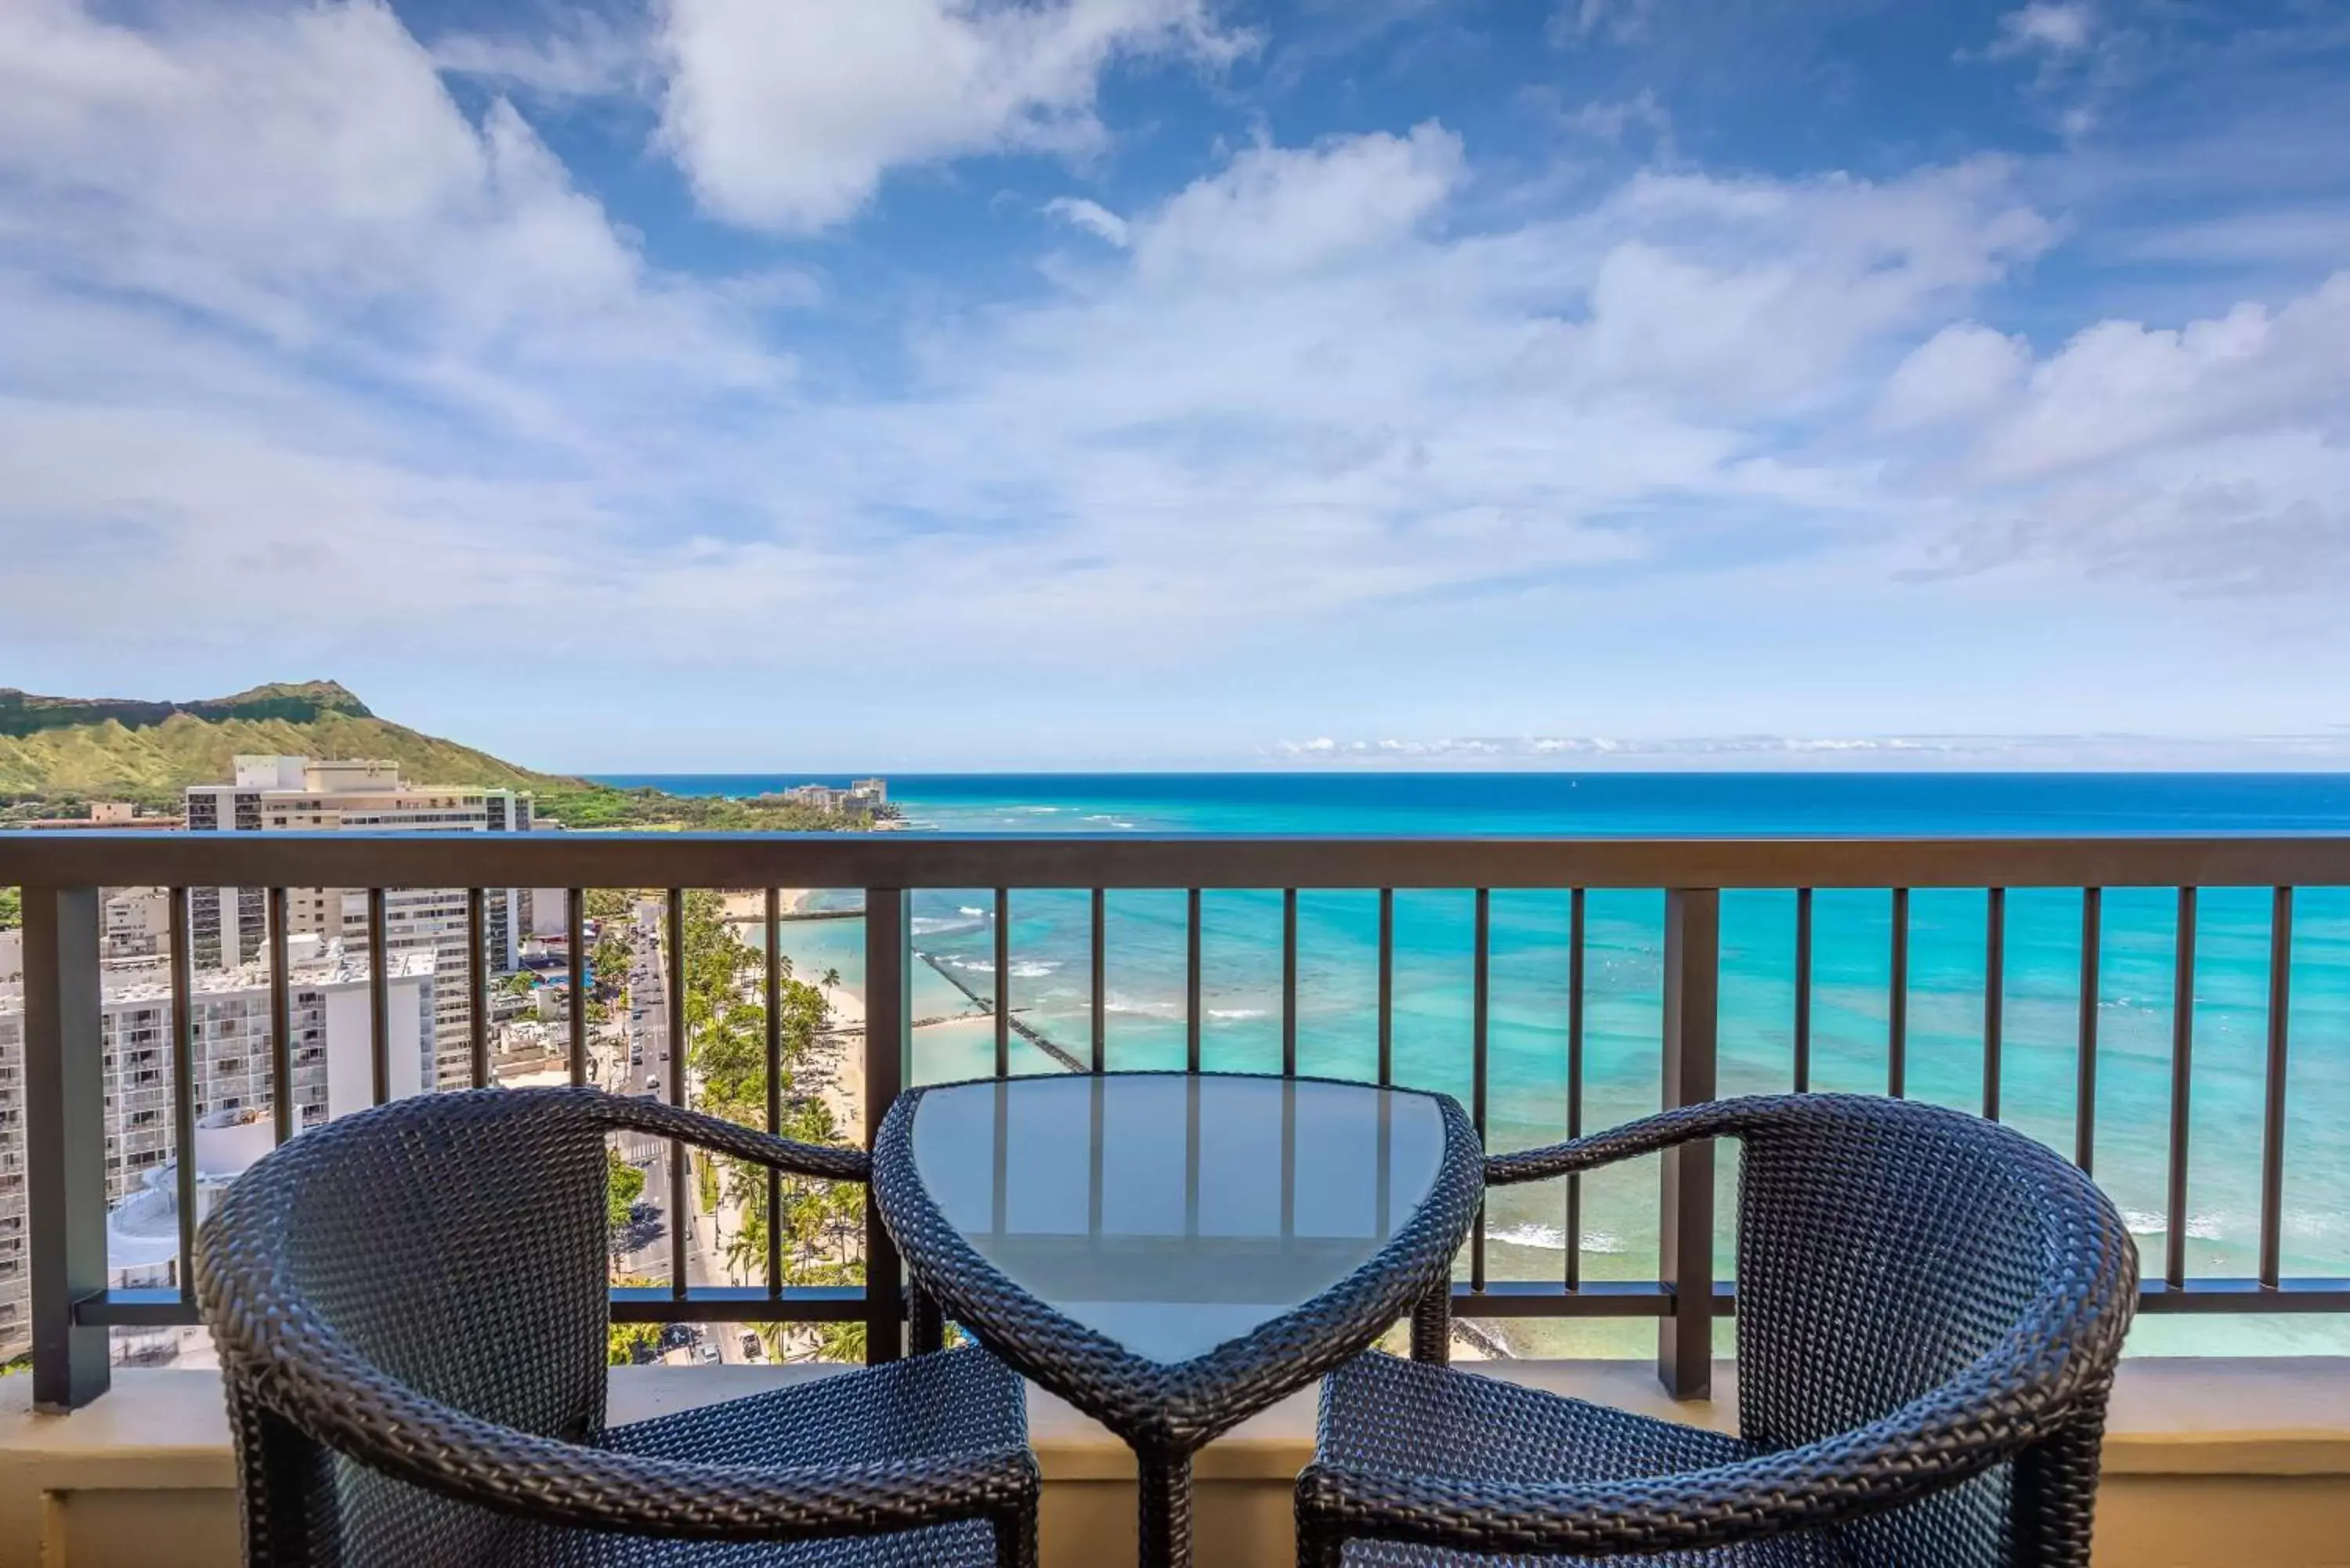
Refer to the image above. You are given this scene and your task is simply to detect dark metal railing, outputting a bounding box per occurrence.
[6,831,2349,1412]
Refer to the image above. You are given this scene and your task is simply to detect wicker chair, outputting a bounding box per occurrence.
[1296,1093,2137,1567]
[196,1087,1039,1567]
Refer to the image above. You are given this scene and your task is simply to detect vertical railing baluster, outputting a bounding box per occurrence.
[865,887,912,1362]
[24,885,107,1409]
[1659,887,1719,1400]
[1280,1078,1296,1241]
[667,888,687,1302]
[2167,887,2197,1290]
[269,886,293,1142]
[1888,887,1908,1099]
[1471,888,1489,1292]
[1282,888,1299,1078]
[1088,1074,1105,1237]
[367,887,390,1105]
[1984,887,2005,1122]
[1793,887,1812,1093]
[468,887,490,1089]
[1090,888,1106,1073]
[766,887,783,1301]
[993,887,1010,1078]
[1184,1073,1202,1237]
[2259,887,2293,1290]
[1185,887,1202,1072]
[1566,887,1585,1294]
[567,888,587,1089]
[169,887,197,1305]
[992,1079,1009,1238]
[1376,888,1394,1087]
[2077,887,2102,1173]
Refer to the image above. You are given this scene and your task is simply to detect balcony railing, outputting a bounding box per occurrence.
[6,831,2348,1412]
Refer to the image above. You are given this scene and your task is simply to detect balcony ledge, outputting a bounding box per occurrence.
[5,1357,2348,1566]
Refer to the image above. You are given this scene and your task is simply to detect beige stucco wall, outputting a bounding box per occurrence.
[6,1359,2348,1567]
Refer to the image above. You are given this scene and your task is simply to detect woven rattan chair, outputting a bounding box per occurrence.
[1296,1093,2137,1567]
[196,1087,1039,1567]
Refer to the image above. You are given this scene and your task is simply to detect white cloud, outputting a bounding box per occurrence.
[1875,322,2030,432]
[1990,2,2095,58]
[1548,0,1659,48]
[1948,457,2350,596]
[0,6,2077,684]
[0,0,798,656]
[1131,123,1464,281]
[5,0,2343,762]
[1044,194,1131,246]
[1891,274,2350,593]
[1268,729,2350,768]
[656,0,1249,233]
[0,0,778,414]
[1564,89,1672,150]
[428,11,648,101]
[1972,272,2350,482]
[1576,162,2052,415]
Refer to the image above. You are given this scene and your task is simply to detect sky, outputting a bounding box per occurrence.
[2,0,2348,771]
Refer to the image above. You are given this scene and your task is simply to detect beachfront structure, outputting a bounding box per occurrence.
[183,757,530,1087]
[779,778,888,813]
[781,782,845,811]
[0,940,433,1361]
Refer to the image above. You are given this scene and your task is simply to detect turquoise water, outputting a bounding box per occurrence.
[603,772,2350,1354]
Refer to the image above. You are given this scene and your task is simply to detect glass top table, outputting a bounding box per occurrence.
[873,1071,1481,1568]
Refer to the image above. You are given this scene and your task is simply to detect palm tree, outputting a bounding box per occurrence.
[722,1207,766,1287]
[819,966,842,1003]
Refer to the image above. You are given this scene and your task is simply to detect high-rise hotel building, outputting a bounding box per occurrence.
[183,757,533,1088]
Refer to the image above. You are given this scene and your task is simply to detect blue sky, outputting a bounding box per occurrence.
[2,0,2347,770]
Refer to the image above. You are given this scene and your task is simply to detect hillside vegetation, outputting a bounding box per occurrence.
[0,682,542,805]
[0,681,861,832]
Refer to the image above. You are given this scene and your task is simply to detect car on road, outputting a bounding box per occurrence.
[740,1333,763,1363]
[646,1074,660,1093]
[695,1343,720,1364]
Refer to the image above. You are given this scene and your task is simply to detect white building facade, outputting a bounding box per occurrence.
[183,757,532,1088]
[0,944,433,1362]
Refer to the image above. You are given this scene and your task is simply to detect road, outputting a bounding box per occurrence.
[611,898,761,1366]
[624,898,667,1100]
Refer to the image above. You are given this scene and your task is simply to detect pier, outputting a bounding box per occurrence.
[914,949,1086,1073]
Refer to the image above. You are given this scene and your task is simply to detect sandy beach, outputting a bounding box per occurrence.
[719,887,815,921]
[724,888,870,1140]
[809,957,866,1142]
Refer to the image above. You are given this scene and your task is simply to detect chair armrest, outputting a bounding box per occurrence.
[1484,1099,1746,1187]
[1298,1378,2076,1559]
[596,1092,870,1183]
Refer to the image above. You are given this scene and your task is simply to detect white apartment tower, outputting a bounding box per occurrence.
[184,757,533,1088]
[0,945,434,1362]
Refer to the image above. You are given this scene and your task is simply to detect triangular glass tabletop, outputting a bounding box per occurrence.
[910,1073,1448,1366]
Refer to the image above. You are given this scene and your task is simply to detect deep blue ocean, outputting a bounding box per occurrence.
[596,772,2350,1354]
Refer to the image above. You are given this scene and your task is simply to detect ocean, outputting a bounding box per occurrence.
[595,772,2350,1355]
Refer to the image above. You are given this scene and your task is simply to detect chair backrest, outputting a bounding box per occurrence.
[1730,1096,2134,1565]
[199,1089,617,1565]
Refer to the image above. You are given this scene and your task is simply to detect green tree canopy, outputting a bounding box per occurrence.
[606,1147,645,1235]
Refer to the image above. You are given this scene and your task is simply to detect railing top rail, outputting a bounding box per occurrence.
[5,829,2349,890]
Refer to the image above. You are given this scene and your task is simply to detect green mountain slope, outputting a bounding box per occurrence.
[0,682,860,832]
[0,681,549,804]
